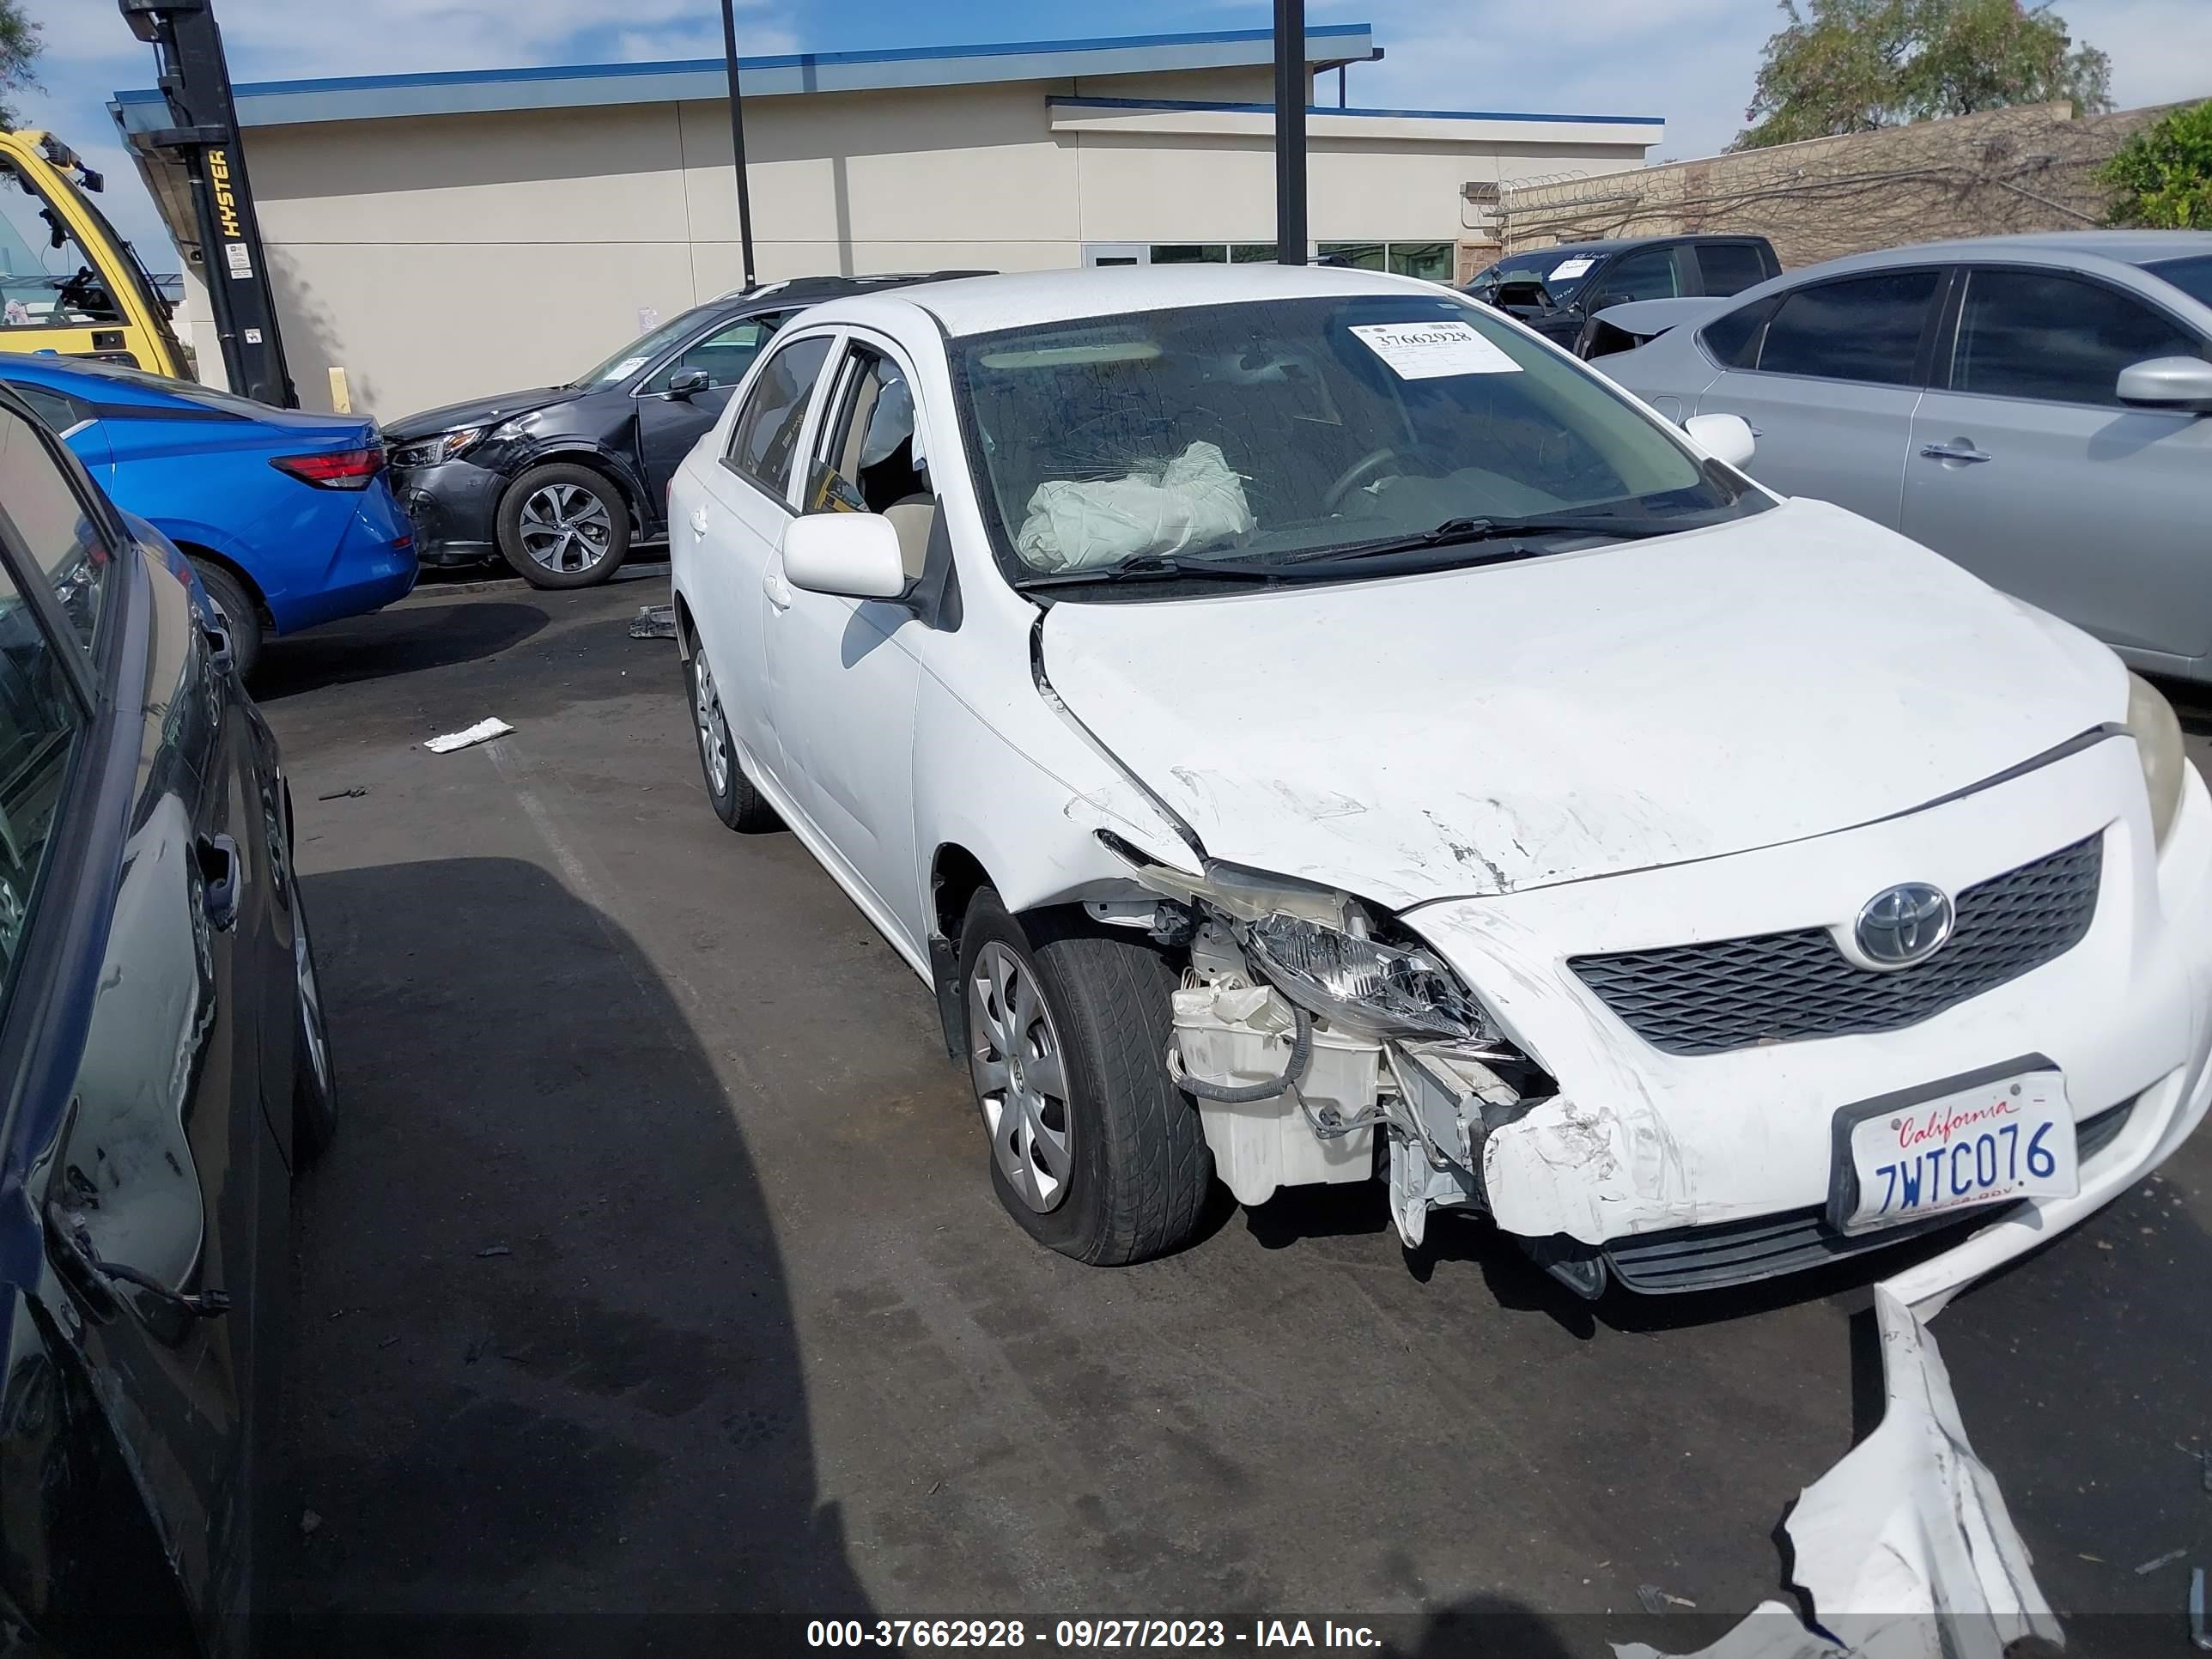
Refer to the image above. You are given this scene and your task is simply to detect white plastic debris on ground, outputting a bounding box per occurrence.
[1015,441,1254,571]
[1615,1286,2062,1659]
[423,718,514,754]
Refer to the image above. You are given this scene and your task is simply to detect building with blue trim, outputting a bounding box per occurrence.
[112,25,1663,418]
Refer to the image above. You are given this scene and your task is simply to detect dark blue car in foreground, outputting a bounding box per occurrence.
[0,355,416,675]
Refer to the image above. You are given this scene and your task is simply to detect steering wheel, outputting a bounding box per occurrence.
[55,266,106,317]
[1322,446,1407,512]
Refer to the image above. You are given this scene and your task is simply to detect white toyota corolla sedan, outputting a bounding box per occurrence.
[668,264,2210,1309]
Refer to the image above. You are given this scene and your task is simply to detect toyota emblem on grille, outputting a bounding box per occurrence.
[1855,883,1954,967]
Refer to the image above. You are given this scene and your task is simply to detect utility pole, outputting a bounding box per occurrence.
[121,0,297,405]
[1273,0,1307,265]
[720,0,758,290]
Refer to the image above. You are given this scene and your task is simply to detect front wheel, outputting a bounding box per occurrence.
[960,891,1212,1265]
[497,463,632,588]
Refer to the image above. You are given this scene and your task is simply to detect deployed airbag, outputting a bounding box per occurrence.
[1015,441,1254,570]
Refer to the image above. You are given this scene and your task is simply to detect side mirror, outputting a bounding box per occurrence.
[2116,356,2212,413]
[665,368,710,399]
[1683,412,1757,470]
[781,513,908,601]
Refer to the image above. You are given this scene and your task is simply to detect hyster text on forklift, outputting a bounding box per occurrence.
[0,130,191,376]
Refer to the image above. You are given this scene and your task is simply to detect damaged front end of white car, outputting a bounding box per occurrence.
[1096,832,1614,1286]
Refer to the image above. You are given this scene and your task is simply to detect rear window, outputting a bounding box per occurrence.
[1697,243,1772,296]
[2146,254,2212,309]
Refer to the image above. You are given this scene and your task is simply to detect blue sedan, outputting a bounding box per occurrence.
[0,353,416,674]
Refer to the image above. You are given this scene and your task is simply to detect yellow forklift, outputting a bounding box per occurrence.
[0,128,192,376]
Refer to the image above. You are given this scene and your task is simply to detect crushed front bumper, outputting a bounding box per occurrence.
[389,458,502,566]
[1405,733,2212,1310]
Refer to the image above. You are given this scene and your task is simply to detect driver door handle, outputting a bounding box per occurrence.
[1919,441,1992,465]
[763,565,793,611]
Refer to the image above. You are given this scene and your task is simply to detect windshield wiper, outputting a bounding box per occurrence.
[1014,553,1285,591]
[1286,512,1682,565]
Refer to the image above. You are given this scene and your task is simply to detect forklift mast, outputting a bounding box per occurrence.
[119,0,296,407]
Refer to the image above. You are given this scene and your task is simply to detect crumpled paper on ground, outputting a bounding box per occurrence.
[424,718,514,754]
[1015,441,1254,571]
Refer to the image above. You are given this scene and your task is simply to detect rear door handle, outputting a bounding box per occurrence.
[689,505,709,538]
[197,834,240,930]
[1919,441,1992,465]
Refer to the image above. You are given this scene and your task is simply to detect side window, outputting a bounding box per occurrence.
[0,404,108,652]
[3,381,89,435]
[1700,297,1771,368]
[644,313,781,395]
[804,348,927,517]
[1756,269,1940,386]
[0,495,88,985]
[1950,269,2199,407]
[725,335,833,500]
[1592,247,1682,306]
[1696,243,1771,297]
[0,161,124,329]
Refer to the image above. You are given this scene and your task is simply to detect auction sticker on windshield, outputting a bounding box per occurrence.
[1351,321,1522,380]
[1549,257,1596,281]
[1834,1067,2077,1234]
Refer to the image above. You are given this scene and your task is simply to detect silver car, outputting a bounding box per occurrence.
[1601,232,2212,683]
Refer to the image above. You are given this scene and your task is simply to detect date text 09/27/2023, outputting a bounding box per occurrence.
[805,1619,1384,1650]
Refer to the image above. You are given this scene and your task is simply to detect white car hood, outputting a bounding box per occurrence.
[1038,496,2124,908]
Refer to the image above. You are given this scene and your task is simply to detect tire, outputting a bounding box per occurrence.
[289,880,337,1164]
[686,647,778,832]
[959,890,1212,1265]
[190,559,264,679]
[496,462,632,589]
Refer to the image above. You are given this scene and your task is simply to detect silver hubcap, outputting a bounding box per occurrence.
[295,906,331,1104]
[969,941,1073,1213]
[518,482,614,574]
[694,654,732,796]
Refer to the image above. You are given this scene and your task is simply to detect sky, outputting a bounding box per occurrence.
[15,0,2212,269]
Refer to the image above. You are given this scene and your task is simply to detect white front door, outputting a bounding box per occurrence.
[763,333,933,955]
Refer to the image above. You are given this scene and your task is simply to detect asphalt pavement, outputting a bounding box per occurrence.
[257,571,2212,1656]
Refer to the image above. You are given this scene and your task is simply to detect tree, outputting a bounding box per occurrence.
[2101,100,2212,228]
[1733,0,2112,151]
[0,2,38,132]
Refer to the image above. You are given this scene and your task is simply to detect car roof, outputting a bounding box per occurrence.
[1491,234,1768,265]
[714,271,993,307]
[1761,229,2212,284]
[825,262,1464,338]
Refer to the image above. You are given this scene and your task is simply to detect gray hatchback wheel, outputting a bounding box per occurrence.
[496,462,633,589]
[518,482,613,574]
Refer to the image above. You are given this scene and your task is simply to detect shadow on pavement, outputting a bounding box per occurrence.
[272,856,868,1654]
[253,600,550,701]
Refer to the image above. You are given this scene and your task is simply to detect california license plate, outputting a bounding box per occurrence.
[1836,1067,2078,1234]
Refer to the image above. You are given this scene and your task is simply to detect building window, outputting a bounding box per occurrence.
[1318,240,1455,282]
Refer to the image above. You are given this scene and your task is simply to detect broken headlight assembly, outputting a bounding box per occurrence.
[1093,834,1500,1044]
[390,425,490,469]
[1245,911,1492,1042]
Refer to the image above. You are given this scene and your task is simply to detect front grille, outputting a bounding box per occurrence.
[1602,1097,2136,1294]
[1571,835,2103,1057]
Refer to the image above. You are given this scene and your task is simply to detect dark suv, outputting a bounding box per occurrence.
[1466,235,1780,357]
[385,272,985,589]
